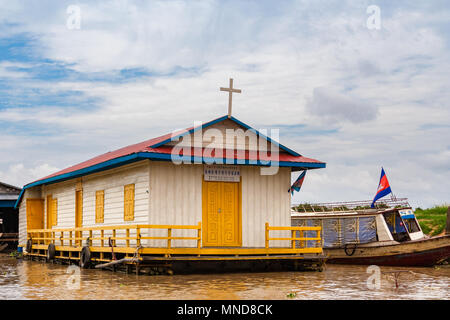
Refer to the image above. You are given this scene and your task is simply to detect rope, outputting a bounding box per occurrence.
[344,243,358,256]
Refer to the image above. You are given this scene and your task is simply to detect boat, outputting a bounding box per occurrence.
[291,198,450,267]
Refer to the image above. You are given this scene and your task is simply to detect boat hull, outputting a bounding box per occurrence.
[324,235,450,267]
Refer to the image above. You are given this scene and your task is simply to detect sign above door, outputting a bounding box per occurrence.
[204,165,240,183]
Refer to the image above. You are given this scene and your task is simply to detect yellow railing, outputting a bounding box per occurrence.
[26,222,322,257]
[265,223,321,249]
[27,222,202,249]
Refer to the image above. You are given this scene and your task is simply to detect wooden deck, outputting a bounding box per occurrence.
[0,232,18,252]
[24,223,324,274]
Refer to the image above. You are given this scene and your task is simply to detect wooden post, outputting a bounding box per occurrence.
[167,228,172,249]
[136,227,141,247]
[197,222,201,249]
[446,206,450,235]
[126,228,130,248]
[317,228,321,248]
[101,229,104,247]
[291,230,295,249]
[112,229,116,247]
[60,231,64,246]
[69,231,73,246]
[265,222,269,249]
[300,230,304,248]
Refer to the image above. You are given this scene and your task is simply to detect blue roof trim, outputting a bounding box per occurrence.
[15,153,142,208]
[14,151,325,208]
[13,190,24,209]
[135,152,325,168]
[0,200,17,208]
[149,115,301,157]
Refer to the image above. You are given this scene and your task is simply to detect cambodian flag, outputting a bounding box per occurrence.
[289,171,306,195]
[371,168,392,208]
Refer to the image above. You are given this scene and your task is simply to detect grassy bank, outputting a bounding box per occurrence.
[414,205,449,236]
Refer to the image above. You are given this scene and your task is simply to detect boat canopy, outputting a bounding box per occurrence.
[291,201,425,248]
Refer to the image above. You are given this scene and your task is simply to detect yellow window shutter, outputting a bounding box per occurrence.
[46,195,52,228]
[95,190,104,223]
[51,198,58,226]
[124,184,135,221]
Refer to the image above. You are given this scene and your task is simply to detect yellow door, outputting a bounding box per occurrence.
[203,181,221,246]
[202,180,241,247]
[221,182,240,246]
[75,190,83,246]
[26,199,44,230]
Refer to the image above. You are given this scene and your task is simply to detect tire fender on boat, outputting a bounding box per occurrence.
[26,239,33,253]
[47,243,56,260]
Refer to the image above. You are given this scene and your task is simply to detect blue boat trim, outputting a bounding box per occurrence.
[0,200,17,208]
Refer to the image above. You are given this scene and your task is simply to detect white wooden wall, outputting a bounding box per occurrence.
[241,166,291,248]
[19,161,150,247]
[19,159,292,249]
[79,161,149,227]
[148,161,291,248]
[148,161,203,247]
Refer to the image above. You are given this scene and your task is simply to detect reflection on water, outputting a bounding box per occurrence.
[0,254,448,300]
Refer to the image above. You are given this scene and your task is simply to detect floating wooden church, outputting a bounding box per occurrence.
[16,79,327,273]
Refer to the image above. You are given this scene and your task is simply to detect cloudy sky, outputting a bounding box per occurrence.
[0,0,449,208]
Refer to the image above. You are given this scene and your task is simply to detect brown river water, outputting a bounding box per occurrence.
[0,254,448,300]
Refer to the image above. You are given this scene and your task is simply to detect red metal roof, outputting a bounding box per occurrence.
[34,116,325,184]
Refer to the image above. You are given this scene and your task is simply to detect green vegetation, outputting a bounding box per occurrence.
[354,205,372,210]
[415,205,449,236]
[293,202,388,212]
[293,203,328,212]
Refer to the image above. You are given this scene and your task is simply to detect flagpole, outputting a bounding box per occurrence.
[383,167,396,201]
[371,167,393,208]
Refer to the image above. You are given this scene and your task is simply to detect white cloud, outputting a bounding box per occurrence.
[0,1,449,207]
[0,61,30,79]
[0,163,60,188]
[306,87,379,123]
